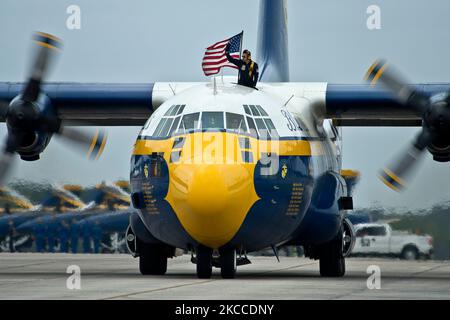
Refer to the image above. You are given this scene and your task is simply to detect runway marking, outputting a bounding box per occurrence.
[102,280,215,300]
[0,260,60,271]
[102,261,317,300]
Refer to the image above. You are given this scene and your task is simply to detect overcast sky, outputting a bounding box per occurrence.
[1,0,450,209]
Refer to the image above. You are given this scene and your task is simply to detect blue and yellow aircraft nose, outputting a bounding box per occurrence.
[166,156,259,248]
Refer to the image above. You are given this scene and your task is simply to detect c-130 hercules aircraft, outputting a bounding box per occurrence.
[1,0,450,278]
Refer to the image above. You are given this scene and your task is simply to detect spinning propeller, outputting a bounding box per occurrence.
[0,32,107,184]
[365,60,450,191]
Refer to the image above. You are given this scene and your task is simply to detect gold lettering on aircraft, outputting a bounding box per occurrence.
[286,183,304,216]
[142,181,159,214]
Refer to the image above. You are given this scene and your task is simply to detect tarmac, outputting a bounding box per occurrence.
[0,253,449,299]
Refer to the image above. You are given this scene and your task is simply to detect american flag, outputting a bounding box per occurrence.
[202,32,243,76]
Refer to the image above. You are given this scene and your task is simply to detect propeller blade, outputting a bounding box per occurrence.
[0,101,9,120]
[0,152,16,185]
[365,59,429,113]
[22,32,62,102]
[379,129,435,192]
[57,127,108,160]
[0,135,19,185]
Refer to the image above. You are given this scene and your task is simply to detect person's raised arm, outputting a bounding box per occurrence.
[225,43,242,67]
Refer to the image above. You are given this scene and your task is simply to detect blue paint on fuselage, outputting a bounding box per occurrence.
[228,155,314,251]
[130,154,197,249]
[290,171,346,245]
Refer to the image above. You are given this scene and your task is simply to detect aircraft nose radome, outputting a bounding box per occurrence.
[166,163,259,249]
[187,165,228,216]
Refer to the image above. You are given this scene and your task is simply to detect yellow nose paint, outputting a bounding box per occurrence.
[165,132,260,249]
[166,162,259,248]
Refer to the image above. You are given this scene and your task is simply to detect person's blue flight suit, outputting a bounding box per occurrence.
[225,45,259,88]
[33,220,46,253]
[70,219,80,253]
[58,220,70,253]
[92,221,103,254]
[81,222,92,253]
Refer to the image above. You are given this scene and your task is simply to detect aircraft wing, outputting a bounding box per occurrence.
[325,83,450,126]
[0,82,199,126]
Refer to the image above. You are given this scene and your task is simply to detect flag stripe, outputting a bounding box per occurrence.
[203,54,239,63]
[204,48,226,55]
[204,53,239,58]
[202,32,243,77]
[207,40,229,50]
[202,58,229,66]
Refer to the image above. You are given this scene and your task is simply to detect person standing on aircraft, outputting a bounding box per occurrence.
[225,44,259,88]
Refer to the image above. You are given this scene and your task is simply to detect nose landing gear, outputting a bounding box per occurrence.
[194,246,238,279]
[219,248,237,279]
[196,245,213,279]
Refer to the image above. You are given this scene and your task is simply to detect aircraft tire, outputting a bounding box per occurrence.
[196,245,213,279]
[220,248,236,279]
[138,241,168,275]
[319,233,345,277]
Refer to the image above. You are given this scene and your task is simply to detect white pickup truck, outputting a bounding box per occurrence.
[351,223,433,260]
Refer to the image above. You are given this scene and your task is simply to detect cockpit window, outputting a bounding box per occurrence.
[179,112,200,132]
[246,116,258,136]
[152,105,186,137]
[164,104,185,117]
[256,105,269,116]
[226,113,247,133]
[243,105,278,138]
[168,116,181,136]
[264,119,276,131]
[249,105,260,116]
[153,118,168,137]
[201,112,224,130]
[255,119,267,131]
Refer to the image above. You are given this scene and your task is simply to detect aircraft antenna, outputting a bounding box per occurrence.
[168,84,176,95]
[283,94,294,106]
[213,77,217,95]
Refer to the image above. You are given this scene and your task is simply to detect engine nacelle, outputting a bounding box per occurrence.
[427,141,450,162]
[6,94,57,161]
[15,131,52,161]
